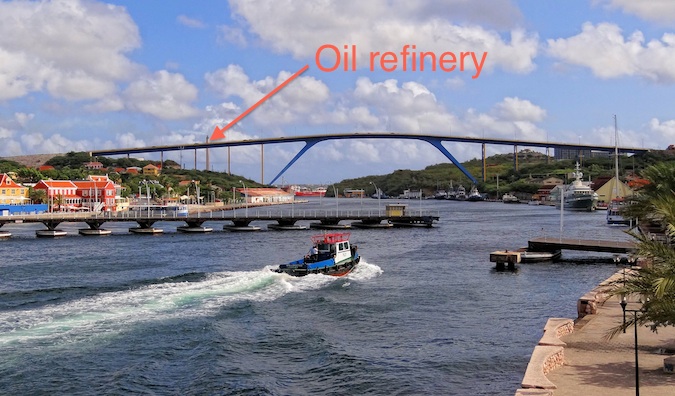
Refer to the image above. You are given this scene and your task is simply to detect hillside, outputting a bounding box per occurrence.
[1,153,60,168]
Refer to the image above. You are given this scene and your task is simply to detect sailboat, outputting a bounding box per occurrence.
[607,116,631,225]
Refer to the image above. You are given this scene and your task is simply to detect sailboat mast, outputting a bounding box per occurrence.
[614,115,619,199]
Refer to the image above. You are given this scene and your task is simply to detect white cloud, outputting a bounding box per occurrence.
[648,118,675,147]
[0,127,14,139]
[20,132,90,154]
[177,15,206,29]
[218,25,247,47]
[595,0,675,24]
[547,22,675,83]
[0,0,141,101]
[205,65,331,127]
[228,0,538,74]
[124,70,201,120]
[493,97,546,122]
[14,113,34,128]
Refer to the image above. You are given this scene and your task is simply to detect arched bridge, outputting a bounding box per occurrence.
[90,132,650,185]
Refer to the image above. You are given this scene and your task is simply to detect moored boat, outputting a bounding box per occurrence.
[556,163,598,212]
[455,185,467,200]
[502,192,519,203]
[607,198,631,225]
[290,186,327,197]
[467,185,484,201]
[273,232,360,277]
[516,248,561,262]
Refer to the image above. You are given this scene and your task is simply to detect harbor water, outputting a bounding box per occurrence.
[0,199,630,395]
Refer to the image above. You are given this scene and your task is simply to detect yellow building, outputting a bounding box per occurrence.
[142,164,160,176]
[0,173,28,204]
[594,176,633,203]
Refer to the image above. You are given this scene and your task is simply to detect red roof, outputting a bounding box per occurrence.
[73,180,115,189]
[312,233,350,244]
[38,165,55,171]
[36,180,77,189]
[0,174,24,189]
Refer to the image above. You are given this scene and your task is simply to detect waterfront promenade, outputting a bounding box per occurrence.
[520,272,675,395]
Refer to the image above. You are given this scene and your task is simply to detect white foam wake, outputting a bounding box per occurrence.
[0,261,382,346]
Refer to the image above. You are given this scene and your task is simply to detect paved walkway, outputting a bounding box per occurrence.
[546,295,675,395]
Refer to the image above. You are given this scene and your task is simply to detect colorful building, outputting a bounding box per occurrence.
[143,164,160,176]
[33,177,117,211]
[0,173,29,204]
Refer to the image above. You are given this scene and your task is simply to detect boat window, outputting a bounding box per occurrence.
[344,242,350,250]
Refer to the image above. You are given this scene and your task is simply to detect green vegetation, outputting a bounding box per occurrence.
[332,149,671,199]
[607,162,675,337]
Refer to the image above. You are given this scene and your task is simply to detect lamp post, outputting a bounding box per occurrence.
[620,297,647,396]
[239,180,248,218]
[332,184,339,215]
[370,181,381,215]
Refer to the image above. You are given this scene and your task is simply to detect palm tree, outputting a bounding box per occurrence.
[29,188,47,204]
[607,162,675,337]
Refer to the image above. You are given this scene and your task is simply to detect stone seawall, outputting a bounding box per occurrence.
[515,270,625,395]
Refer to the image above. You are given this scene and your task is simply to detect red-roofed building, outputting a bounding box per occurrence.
[38,165,55,172]
[73,180,117,211]
[0,173,29,204]
[33,180,79,211]
[34,179,117,211]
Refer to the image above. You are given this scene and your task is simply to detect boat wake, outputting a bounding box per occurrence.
[0,260,382,347]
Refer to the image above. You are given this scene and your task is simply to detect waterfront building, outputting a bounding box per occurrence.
[343,189,365,198]
[0,173,29,204]
[237,187,294,204]
[33,178,117,211]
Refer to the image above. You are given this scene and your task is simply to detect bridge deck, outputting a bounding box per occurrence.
[528,237,636,254]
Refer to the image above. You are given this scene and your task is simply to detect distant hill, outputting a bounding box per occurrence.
[1,153,60,168]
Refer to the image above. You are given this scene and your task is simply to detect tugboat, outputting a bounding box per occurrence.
[467,185,484,201]
[273,233,360,277]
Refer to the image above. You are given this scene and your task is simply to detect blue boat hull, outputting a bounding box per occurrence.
[274,253,360,277]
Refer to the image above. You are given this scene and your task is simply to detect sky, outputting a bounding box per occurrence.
[1,0,675,184]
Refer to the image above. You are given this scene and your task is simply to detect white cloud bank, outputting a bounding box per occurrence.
[548,22,675,83]
[228,0,539,75]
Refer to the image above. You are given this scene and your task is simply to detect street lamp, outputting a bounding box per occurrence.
[332,184,339,214]
[370,181,381,215]
[620,297,648,396]
[239,180,248,218]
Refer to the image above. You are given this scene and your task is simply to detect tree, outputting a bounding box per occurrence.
[29,188,47,204]
[607,162,675,337]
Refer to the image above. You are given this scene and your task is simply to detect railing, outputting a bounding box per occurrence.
[2,207,441,222]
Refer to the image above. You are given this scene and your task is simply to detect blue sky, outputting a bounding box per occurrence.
[1,0,675,184]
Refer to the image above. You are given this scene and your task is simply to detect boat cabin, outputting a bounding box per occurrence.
[307,233,354,265]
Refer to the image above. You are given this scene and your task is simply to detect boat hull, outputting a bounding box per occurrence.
[294,191,326,197]
[562,196,596,211]
[517,249,561,262]
[274,255,360,277]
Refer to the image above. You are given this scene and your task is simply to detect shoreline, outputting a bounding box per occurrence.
[516,269,675,395]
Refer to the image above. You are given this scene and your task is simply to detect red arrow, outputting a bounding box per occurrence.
[210,64,310,141]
